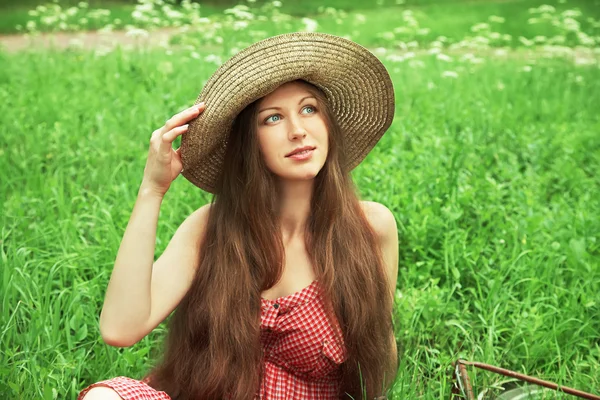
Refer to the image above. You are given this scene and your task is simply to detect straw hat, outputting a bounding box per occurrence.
[180,32,395,193]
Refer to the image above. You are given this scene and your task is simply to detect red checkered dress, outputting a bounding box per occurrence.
[78,279,347,400]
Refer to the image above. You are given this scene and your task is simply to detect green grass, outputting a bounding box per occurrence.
[1,1,599,399]
[2,0,600,45]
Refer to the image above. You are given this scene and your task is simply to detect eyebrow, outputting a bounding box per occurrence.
[258,96,316,114]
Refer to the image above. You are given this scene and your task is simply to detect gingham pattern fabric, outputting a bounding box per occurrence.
[259,279,347,399]
[77,376,169,400]
[78,280,347,400]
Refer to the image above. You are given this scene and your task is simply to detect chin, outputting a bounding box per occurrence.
[271,160,326,182]
[277,168,322,182]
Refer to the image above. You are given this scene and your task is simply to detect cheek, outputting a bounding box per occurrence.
[257,133,282,166]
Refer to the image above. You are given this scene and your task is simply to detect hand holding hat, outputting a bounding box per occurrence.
[140,102,207,197]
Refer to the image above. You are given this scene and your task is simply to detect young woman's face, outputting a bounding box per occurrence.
[256,81,329,183]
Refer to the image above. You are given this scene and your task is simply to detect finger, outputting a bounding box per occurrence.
[162,102,205,133]
[159,124,189,155]
[162,124,189,143]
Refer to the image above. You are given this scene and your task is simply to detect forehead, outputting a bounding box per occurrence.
[259,81,313,105]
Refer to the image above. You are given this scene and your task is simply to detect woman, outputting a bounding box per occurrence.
[79,32,399,400]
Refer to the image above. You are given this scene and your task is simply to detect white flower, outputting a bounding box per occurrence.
[125,28,149,39]
[132,10,144,20]
[518,36,534,46]
[301,17,318,32]
[436,53,453,62]
[97,24,114,33]
[562,9,581,18]
[577,32,595,47]
[538,5,556,13]
[232,21,249,30]
[204,54,222,65]
[441,70,458,78]
[386,54,405,63]
[272,0,282,7]
[471,22,490,32]
[563,17,580,32]
[164,9,184,20]
[408,59,424,68]
[379,32,394,41]
[41,16,57,25]
[523,65,532,72]
[137,4,153,13]
[354,13,366,24]
[574,57,595,66]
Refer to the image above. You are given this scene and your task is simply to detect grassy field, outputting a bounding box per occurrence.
[1,0,599,399]
[2,0,600,46]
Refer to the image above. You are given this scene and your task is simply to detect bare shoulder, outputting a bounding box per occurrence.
[189,202,213,230]
[193,202,213,225]
[359,200,397,240]
[359,200,399,293]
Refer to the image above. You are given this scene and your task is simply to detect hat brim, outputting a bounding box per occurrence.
[181,32,395,193]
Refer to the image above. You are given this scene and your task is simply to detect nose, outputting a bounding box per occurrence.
[288,116,307,140]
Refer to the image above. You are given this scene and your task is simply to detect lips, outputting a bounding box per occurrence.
[285,146,316,157]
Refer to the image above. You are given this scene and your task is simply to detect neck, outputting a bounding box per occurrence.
[277,179,314,244]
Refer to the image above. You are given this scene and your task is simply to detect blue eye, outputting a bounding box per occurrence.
[302,105,316,114]
[264,105,317,124]
[265,114,281,124]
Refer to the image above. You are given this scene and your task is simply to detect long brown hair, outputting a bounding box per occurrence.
[146,80,397,399]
